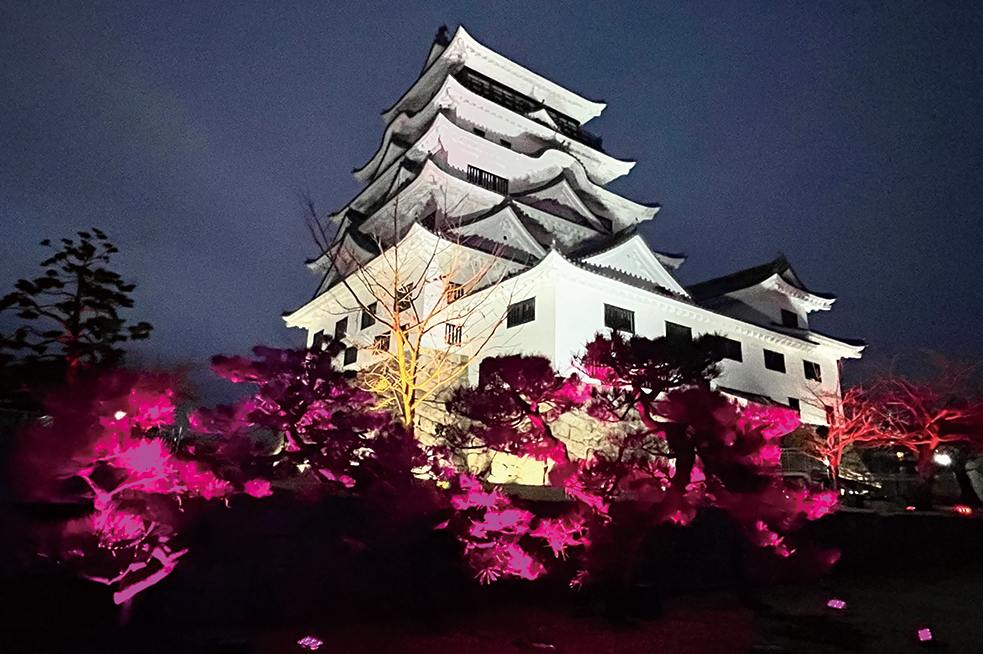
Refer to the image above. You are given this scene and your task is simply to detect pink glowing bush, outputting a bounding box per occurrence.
[194,344,434,514]
[442,333,839,586]
[16,370,262,604]
[193,345,391,485]
[441,473,589,583]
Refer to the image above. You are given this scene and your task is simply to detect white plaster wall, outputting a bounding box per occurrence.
[550,271,843,425]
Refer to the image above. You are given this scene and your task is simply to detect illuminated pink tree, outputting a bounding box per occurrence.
[443,333,838,587]
[192,343,431,502]
[581,333,837,558]
[15,370,261,605]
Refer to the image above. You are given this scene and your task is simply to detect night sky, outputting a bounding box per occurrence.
[2,2,982,388]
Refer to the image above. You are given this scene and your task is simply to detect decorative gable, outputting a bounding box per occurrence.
[581,233,688,296]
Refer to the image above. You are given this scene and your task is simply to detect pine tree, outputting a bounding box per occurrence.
[0,228,152,375]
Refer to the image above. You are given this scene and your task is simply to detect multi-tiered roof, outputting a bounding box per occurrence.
[308,25,684,297]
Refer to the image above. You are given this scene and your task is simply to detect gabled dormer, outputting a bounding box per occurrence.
[687,255,836,330]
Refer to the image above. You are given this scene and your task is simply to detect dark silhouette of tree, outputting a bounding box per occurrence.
[442,333,838,589]
[0,229,152,377]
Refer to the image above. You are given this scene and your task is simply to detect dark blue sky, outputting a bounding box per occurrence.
[2,1,982,383]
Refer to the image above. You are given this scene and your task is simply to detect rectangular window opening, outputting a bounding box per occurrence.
[764,349,786,373]
[360,302,377,329]
[499,139,512,149]
[604,304,635,333]
[312,330,326,351]
[788,397,801,414]
[373,332,390,352]
[803,360,822,382]
[343,346,357,366]
[395,284,414,313]
[445,281,464,304]
[334,317,348,340]
[467,165,509,195]
[445,323,462,345]
[781,309,799,328]
[507,298,535,328]
[665,321,692,345]
[718,336,743,362]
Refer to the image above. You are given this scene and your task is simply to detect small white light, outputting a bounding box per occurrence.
[933,452,952,466]
[113,410,127,420]
[896,451,905,460]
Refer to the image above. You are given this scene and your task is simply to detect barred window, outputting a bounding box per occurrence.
[467,165,509,195]
[445,281,464,304]
[445,324,462,345]
[507,298,535,328]
[604,304,634,333]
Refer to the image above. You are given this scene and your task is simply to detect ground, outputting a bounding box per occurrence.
[3,494,981,653]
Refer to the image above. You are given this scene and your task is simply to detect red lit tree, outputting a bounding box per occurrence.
[866,371,983,504]
[810,385,892,489]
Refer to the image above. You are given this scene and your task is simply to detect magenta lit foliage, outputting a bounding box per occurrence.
[443,333,839,586]
[192,344,431,507]
[192,344,390,487]
[16,370,265,604]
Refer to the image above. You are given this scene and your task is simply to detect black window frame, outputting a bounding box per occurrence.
[763,349,786,373]
[665,321,692,345]
[334,317,348,340]
[343,346,357,366]
[604,303,635,334]
[360,302,377,329]
[788,397,800,414]
[373,332,390,352]
[445,323,462,345]
[803,360,822,382]
[507,298,536,328]
[719,336,743,362]
[312,330,326,351]
[395,283,414,313]
[780,309,799,328]
[445,281,464,304]
[466,165,509,195]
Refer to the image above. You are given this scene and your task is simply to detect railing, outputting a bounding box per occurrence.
[467,165,509,195]
[454,68,605,152]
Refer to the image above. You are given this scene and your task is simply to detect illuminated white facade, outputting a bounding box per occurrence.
[285,25,864,426]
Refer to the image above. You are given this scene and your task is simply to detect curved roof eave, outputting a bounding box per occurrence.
[381,26,607,127]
